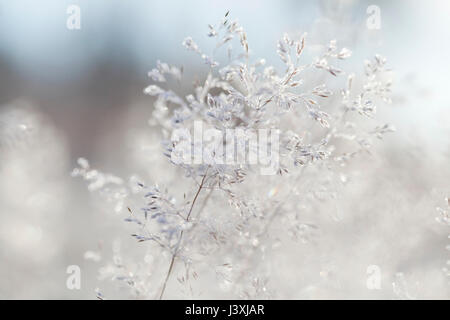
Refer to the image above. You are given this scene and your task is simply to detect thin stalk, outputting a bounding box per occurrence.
[158,169,209,300]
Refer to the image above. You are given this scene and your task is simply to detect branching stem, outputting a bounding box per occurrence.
[158,168,210,299]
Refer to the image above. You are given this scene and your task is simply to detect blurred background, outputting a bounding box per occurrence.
[0,0,449,299]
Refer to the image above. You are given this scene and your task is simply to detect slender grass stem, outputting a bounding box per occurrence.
[158,168,210,300]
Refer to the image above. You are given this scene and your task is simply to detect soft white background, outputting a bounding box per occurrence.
[0,0,448,299]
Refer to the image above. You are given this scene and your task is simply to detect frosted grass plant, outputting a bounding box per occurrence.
[73,12,394,299]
